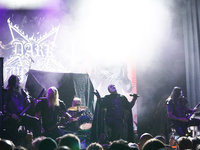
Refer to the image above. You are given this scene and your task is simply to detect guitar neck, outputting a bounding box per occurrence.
[20,88,44,116]
[187,102,200,119]
[194,102,200,109]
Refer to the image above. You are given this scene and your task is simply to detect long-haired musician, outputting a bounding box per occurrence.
[35,86,69,140]
[3,74,41,144]
[166,86,200,136]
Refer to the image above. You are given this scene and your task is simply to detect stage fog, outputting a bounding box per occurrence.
[0,0,186,138]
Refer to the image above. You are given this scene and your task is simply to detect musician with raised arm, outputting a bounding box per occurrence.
[3,75,41,144]
[166,86,200,136]
[91,84,138,143]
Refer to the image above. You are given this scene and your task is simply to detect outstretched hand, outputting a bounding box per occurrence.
[194,107,198,112]
[93,90,101,99]
[132,94,138,99]
[32,98,39,106]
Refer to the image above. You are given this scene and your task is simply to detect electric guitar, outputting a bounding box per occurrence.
[187,102,200,119]
[20,88,45,116]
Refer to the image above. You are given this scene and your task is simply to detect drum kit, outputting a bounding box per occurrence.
[60,106,93,134]
[57,106,93,149]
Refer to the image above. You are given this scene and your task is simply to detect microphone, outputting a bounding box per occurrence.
[29,56,34,63]
[130,94,140,97]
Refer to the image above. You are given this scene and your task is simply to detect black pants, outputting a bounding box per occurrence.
[3,114,41,141]
[106,118,124,141]
[20,114,42,137]
[43,126,64,140]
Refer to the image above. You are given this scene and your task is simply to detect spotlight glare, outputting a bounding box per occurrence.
[71,0,171,65]
[0,0,53,9]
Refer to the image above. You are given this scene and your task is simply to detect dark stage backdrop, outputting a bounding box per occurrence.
[25,69,94,113]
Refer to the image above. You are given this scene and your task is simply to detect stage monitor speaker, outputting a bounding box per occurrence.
[0,57,3,138]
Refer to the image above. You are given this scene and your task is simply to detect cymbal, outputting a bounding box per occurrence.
[68,106,88,111]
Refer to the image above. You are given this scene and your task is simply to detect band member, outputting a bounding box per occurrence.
[72,97,82,107]
[67,97,92,131]
[3,75,41,143]
[70,97,86,117]
[35,86,70,140]
[166,86,200,136]
[91,84,138,142]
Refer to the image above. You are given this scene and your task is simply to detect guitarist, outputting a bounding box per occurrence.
[3,75,42,143]
[166,86,200,136]
[35,86,71,140]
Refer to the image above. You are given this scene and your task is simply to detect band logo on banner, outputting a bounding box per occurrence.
[1,18,65,84]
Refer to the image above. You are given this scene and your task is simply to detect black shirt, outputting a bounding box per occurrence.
[4,89,28,115]
[35,98,66,131]
[166,97,189,118]
[100,93,134,120]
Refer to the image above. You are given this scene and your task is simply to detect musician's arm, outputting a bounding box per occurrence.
[59,100,67,115]
[35,100,42,119]
[129,95,138,108]
[193,107,198,112]
[166,100,188,122]
[3,98,19,121]
[59,100,73,123]
[189,105,199,112]
[5,112,19,120]
[168,111,188,122]
[35,111,45,133]
[185,106,194,113]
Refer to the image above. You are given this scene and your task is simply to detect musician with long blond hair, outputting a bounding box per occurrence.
[35,86,67,139]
